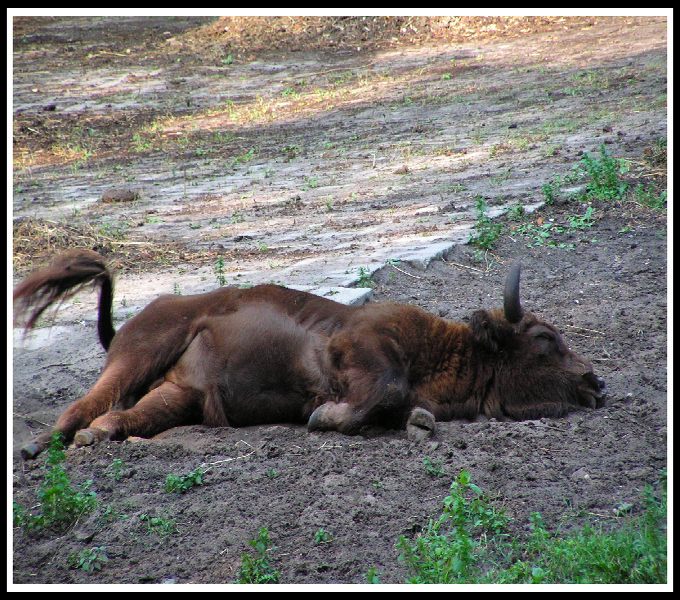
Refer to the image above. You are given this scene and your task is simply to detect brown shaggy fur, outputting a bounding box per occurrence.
[14,250,605,459]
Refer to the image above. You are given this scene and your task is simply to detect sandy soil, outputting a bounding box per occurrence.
[11,16,668,586]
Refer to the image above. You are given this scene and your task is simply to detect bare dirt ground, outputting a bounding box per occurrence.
[11,16,668,585]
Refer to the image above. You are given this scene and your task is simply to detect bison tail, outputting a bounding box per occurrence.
[13,249,116,351]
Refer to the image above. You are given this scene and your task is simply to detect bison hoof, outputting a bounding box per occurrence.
[407,407,436,442]
[20,441,43,461]
[74,427,110,447]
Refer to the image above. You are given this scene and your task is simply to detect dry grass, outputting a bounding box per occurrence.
[12,217,205,275]
[181,16,607,57]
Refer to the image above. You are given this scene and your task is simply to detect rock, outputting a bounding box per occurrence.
[570,467,591,481]
[101,188,140,203]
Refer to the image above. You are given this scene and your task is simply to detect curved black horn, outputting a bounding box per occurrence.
[503,261,524,323]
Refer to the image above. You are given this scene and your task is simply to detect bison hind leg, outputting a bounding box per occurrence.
[73,381,202,448]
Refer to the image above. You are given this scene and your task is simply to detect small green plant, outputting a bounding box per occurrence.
[232,148,256,167]
[634,183,667,211]
[266,468,279,479]
[14,432,98,531]
[67,546,109,573]
[517,221,573,250]
[314,528,333,544]
[140,513,177,537]
[303,175,319,190]
[366,566,382,583]
[214,257,227,287]
[579,144,630,201]
[165,466,206,493]
[468,196,503,250]
[173,282,182,295]
[106,458,125,481]
[237,527,280,584]
[396,470,508,583]
[396,470,667,584]
[568,206,596,229]
[356,266,374,288]
[423,457,445,478]
[506,204,526,221]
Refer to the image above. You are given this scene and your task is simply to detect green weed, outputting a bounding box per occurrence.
[214,257,227,287]
[314,528,333,544]
[14,432,98,531]
[468,196,503,250]
[67,546,109,573]
[396,470,509,583]
[106,458,125,482]
[140,513,177,537]
[567,206,596,229]
[579,144,630,201]
[366,567,382,583]
[356,266,374,288]
[237,527,280,584]
[423,457,445,478]
[634,183,667,211]
[165,466,206,493]
[396,470,667,584]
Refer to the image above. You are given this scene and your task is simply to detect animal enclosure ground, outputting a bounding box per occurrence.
[11,16,668,585]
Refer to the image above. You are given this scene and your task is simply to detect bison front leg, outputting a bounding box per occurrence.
[307,379,410,435]
[74,382,202,447]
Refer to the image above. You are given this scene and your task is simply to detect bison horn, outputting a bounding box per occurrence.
[503,261,524,323]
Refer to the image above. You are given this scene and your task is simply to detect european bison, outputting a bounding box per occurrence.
[14,249,606,459]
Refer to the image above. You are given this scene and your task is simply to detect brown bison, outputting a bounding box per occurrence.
[14,249,605,459]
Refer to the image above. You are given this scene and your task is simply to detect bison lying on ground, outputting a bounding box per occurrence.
[14,250,606,459]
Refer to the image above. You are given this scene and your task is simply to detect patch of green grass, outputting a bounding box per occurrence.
[303,175,319,190]
[579,144,630,201]
[237,527,280,584]
[396,469,667,584]
[67,546,109,573]
[165,466,206,493]
[214,257,227,287]
[140,513,177,537]
[506,204,526,221]
[356,266,374,288]
[423,457,445,478]
[396,470,509,583]
[366,567,382,583]
[314,528,333,544]
[106,458,125,482]
[567,206,596,229]
[633,183,667,211]
[468,196,503,250]
[516,221,573,250]
[13,432,98,532]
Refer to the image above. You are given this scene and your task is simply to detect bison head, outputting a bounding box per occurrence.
[470,263,606,420]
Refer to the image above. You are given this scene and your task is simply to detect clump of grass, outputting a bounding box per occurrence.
[468,196,503,250]
[356,266,374,288]
[237,527,280,584]
[140,513,177,537]
[67,546,109,573]
[423,456,445,478]
[396,469,508,583]
[396,469,667,584]
[214,257,227,287]
[314,528,333,544]
[164,466,206,493]
[633,183,667,211]
[579,144,630,201]
[14,432,98,532]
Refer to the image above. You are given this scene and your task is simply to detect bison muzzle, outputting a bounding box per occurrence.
[14,250,606,459]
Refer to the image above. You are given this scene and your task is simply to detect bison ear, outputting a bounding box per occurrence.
[470,310,514,354]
